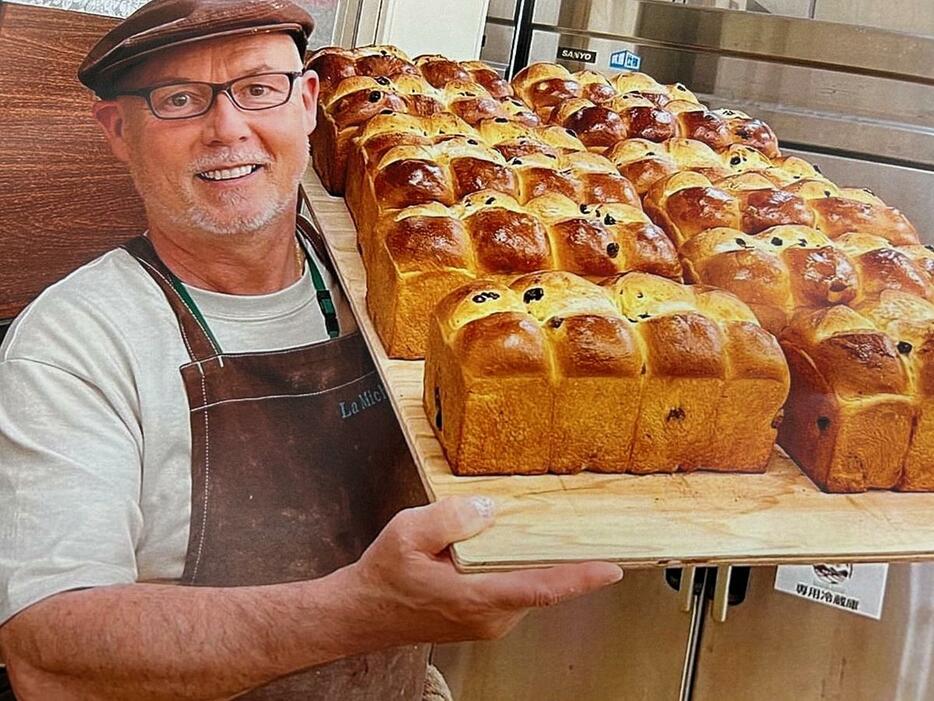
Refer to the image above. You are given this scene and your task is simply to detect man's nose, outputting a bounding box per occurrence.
[201,91,251,145]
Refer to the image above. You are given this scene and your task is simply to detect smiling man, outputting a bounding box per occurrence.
[0,1,623,699]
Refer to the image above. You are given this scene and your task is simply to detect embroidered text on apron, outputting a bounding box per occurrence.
[123,227,429,700]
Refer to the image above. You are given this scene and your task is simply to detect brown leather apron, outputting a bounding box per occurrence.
[122,226,429,700]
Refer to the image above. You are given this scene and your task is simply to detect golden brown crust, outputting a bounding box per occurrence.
[373,157,457,210]
[306,45,419,99]
[512,63,582,120]
[782,307,908,397]
[426,271,786,474]
[311,52,932,489]
[673,107,733,151]
[809,197,919,245]
[466,207,554,274]
[778,305,916,491]
[383,214,472,273]
[455,312,550,376]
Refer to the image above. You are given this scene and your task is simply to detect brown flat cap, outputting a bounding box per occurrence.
[79,0,315,97]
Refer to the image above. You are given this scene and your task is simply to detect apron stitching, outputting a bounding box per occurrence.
[188,369,379,412]
[179,333,362,361]
[136,257,214,360]
[191,371,211,582]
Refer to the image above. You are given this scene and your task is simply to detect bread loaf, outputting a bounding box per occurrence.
[609,72,700,107]
[526,72,778,156]
[349,135,644,246]
[855,291,934,491]
[312,70,535,195]
[343,112,480,239]
[679,225,858,334]
[511,62,584,122]
[424,271,788,474]
[310,74,428,193]
[644,171,919,248]
[306,45,419,101]
[778,305,915,492]
[415,55,514,99]
[306,48,933,491]
[367,190,680,358]
[476,118,587,161]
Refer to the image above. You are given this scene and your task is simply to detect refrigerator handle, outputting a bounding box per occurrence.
[506,0,537,79]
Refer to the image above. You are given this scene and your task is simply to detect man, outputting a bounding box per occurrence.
[0,1,623,698]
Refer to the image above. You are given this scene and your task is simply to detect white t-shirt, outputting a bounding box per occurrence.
[0,242,356,625]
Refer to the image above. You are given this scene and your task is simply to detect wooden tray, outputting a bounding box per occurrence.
[302,168,934,572]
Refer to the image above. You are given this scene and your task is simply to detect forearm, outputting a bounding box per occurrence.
[0,565,379,701]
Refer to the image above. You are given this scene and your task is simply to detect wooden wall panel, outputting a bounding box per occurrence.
[0,3,146,321]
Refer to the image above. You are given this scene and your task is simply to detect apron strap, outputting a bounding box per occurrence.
[122,236,221,362]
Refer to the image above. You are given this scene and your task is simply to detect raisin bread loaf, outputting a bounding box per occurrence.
[856,291,934,491]
[644,172,919,248]
[368,191,680,358]
[778,305,916,492]
[424,271,788,474]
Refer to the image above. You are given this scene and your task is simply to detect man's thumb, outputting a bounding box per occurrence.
[406,496,496,555]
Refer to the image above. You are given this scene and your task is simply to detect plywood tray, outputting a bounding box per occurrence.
[302,168,934,572]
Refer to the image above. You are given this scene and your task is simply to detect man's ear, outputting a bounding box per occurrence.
[300,70,319,135]
[92,100,132,163]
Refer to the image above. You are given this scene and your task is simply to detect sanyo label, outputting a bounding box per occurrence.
[774,563,888,620]
[609,49,642,71]
[557,47,597,64]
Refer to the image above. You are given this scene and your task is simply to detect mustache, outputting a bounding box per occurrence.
[189,149,272,174]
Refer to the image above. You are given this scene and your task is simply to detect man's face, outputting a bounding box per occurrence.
[105,33,317,237]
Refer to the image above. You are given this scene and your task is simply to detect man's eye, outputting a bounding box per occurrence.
[155,91,198,111]
[246,84,270,97]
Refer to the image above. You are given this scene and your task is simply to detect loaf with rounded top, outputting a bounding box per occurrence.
[644,171,919,248]
[511,62,584,122]
[605,138,818,196]
[679,225,858,334]
[415,55,514,99]
[609,72,700,107]
[311,73,433,193]
[349,137,644,247]
[855,291,934,491]
[476,119,587,161]
[342,113,480,241]
[313,74,536,195]
[778,305,915,492]
[573,70,617,105]
[367,190,680,358]
[541,92,778,156]
[679,225,932,332]
[306,45,419,101]
[424,271,788,474]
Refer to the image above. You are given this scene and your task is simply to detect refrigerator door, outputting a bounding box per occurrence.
[432,570,696,701]
[480,0,518,72]
[692,564,934,700]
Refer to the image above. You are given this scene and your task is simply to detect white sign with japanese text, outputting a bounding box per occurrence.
[775,564,888,620]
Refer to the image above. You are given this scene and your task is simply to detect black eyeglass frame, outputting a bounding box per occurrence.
[115,70,305,120]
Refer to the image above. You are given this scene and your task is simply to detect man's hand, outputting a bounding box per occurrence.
[0,497,621,700]
[349,496,624,645]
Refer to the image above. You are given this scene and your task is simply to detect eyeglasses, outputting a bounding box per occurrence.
[117,71,304,120]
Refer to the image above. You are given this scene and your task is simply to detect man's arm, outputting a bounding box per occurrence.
[0,497,623,701]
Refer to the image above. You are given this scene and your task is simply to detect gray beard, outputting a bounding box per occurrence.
[129,150,308,237]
